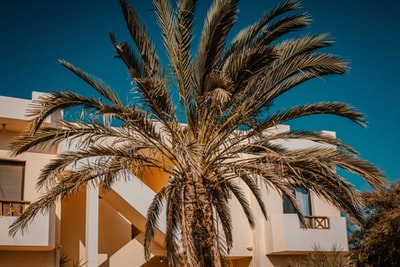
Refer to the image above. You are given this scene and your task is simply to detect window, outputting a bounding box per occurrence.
[0,160,25,200]
[282,187,311,216]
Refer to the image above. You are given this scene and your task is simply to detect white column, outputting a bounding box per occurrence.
[86,184,99,267]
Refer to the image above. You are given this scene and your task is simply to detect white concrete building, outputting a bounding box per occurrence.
[0,93,348,267]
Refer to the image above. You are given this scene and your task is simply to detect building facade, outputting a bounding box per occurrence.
[0,93,348,267]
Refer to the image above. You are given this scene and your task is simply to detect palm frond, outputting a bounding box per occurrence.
[154,0,197,112]
[223,0,303,59]
[275,33,336,61]
[109,31,143,78]
[59,60,122,106]
[153,0,178,70]
[197,0,239,88]
[211,187,233,253]
[262,102,366,128]
[235,173,268,220]
[24,90,102,134]
[257,147,385,222]
[176,0,197,127]
[293,148,386,190]
[144,187,166,260]
[247,129,359,154]
[119,0,161,79]
[222,45,276,94]
[235,159,310,225]
[280,160,364,222]
[164,184,183,266]
[118,0,177,126]
[228,181,255,228]
[260,12,312,46]
[10,120,122,156]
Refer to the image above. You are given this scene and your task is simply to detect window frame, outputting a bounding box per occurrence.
[282,186,312,216]
[0,159,26,201]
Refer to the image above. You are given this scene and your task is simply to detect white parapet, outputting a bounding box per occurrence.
[266,213,348,255]
[0,208,55,250]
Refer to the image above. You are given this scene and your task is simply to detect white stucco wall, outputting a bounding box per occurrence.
[0,92,52,123]
[0,209,55,248]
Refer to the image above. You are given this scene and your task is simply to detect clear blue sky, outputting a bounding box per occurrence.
[1,0,399,190]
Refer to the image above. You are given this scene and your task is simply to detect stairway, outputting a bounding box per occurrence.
[99,173,167,266]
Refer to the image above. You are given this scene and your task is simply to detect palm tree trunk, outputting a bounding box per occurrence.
[179,181,222,267]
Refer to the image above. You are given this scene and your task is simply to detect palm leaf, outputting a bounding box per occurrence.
[144,187,166,260]
[59,60,122,106]
[263,102,366,128]
[197,0,239,88]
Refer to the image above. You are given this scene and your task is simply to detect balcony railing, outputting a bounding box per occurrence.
[0,199,30,216]
[267,214,348,254]
[303,216,330,229]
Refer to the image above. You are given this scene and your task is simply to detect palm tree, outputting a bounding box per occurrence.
[9,0,386,266]
[349,182,400,266]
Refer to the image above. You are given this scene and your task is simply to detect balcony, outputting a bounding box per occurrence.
[0,199,30,216]
[303,216,330,229]
[0,200,55,251]
[266,213,348,255]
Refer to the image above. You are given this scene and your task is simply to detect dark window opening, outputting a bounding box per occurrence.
[282,187,311,216]
[0,160,25,200]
